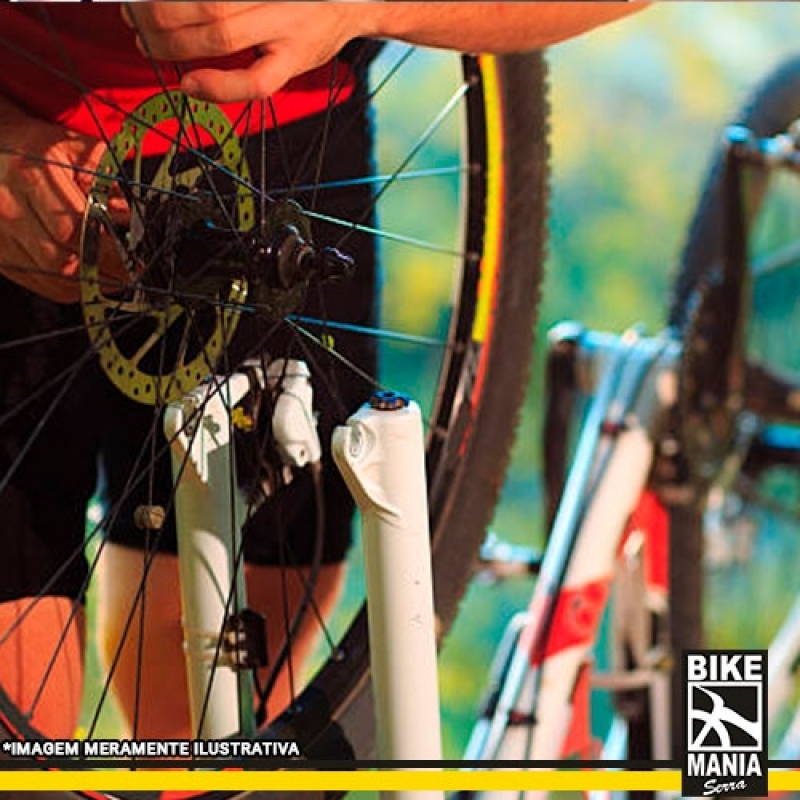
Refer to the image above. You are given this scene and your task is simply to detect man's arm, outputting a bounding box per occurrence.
[126,2,647,103]
[360,2,646,53]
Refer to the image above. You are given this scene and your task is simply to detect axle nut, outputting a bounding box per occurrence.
[369,391,410,411]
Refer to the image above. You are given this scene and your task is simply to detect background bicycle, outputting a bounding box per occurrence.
[442,0,800,766]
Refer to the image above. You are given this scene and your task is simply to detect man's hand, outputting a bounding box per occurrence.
[0,98,127,303]
[124,2,647,105]
[124,2,361,104]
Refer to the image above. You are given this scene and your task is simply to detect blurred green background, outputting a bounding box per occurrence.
[428,2,800,758]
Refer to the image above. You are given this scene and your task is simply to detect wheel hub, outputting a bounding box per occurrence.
[80,92,353,405]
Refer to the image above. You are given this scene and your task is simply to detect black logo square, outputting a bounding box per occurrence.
[682,650,767,798]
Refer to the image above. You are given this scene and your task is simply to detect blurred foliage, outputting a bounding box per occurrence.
[436,3,800,759]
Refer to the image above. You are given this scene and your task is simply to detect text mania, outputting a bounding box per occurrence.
[687,753,762,778]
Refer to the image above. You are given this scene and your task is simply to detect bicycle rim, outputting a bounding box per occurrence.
[0,11,548,795]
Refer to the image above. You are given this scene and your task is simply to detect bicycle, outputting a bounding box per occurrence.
[6,6,800,799]
[0,3,549,793]
[460,50,800,793]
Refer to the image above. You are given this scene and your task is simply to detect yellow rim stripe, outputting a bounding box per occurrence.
[471,54,503,345]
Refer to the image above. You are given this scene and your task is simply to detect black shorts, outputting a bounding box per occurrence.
[0,93,377,602]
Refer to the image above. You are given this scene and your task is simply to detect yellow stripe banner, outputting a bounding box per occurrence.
[2,768,799,793]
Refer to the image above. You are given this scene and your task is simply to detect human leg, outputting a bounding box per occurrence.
[0,279,101,738]
[94,543,346,737]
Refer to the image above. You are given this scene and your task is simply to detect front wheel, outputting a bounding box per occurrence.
[0,39,549,790]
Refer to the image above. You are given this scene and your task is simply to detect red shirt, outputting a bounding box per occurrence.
[0,4,354,147]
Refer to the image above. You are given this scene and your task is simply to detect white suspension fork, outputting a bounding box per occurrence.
[333,392,443,796]
[165,373,255,739]
[165,358,321,740]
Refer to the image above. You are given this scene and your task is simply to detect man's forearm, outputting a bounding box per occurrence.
[360,2,647,53]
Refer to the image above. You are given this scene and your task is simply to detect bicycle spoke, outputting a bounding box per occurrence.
[332,80,471,256]
[753,238,800,278]
[288,319,384,395]
[290,314,448,348]
[306,209,464,256]
[0,33,261,204]
[282,165,469,197]
[37,8,147,221]
[0,147,208,205]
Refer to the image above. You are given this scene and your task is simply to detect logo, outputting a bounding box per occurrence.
[683,650,767,797]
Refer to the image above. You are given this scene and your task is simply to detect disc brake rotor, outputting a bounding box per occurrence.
[80,90,254,405]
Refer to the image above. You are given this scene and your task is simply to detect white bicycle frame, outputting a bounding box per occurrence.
[465,326,680,777]
[466,322,800,794]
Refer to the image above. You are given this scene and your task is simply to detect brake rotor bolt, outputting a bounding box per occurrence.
[134,505,166,532]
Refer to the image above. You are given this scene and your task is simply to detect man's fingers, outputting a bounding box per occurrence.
[0,247,81,304]
[28,161,90,256]
[3,213,130,303]
[15,201,80,272]
[97,231,132,294]
[124,2,261,33]
[130,4,267,61]
[182,53,295,103]
[69,138,107,196]
[106,195,132,228]
[10,157,97,302]
[0,105,107,303]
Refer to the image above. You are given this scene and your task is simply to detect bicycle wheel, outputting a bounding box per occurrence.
[0,8,548,791]
[669,55,800,757]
